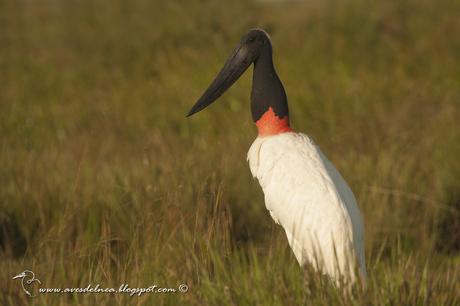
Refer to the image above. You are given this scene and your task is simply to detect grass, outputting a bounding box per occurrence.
[1,0,460,305]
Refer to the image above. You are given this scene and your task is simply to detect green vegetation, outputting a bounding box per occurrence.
[1,0,459,305]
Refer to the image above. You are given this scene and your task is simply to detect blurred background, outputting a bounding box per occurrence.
[1,0,459,305]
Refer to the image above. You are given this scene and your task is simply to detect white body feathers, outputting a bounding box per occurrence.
[247,132,366,285]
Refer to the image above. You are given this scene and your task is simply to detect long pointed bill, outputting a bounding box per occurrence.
[12,273,24,279]
[187,43,253,117]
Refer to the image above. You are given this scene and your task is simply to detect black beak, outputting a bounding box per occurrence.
[186,43,254,117]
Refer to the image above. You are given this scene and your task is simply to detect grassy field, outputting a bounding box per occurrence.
[1,0,460,305]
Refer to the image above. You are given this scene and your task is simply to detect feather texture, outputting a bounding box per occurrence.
[247,132,366,285]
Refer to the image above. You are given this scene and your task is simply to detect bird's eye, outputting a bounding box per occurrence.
[248,37,255,43]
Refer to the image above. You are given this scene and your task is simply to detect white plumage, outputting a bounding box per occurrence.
[186,28,367,287]
[247,132,366,285]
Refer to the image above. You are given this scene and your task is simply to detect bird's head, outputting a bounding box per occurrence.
[12,272,26,280]
[12,270,35,280]
[186,29,272,117]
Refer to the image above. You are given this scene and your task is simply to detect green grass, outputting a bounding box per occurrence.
[1,0,460,305]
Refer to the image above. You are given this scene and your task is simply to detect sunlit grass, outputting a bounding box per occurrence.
[1,0,459,305]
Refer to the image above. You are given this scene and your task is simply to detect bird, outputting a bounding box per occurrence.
[12,270,42,297]
[186,28,366,286]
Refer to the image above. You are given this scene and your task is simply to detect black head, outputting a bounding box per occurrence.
[239,28,270,58]
[186,29,272,117]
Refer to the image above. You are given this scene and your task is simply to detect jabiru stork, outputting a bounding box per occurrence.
[187,29,366,286]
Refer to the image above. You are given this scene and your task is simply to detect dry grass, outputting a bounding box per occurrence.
[1,0,459,305]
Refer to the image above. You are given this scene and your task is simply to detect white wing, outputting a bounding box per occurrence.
[247,132,366,284]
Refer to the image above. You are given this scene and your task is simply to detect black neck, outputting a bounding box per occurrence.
[250,43,289,122]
